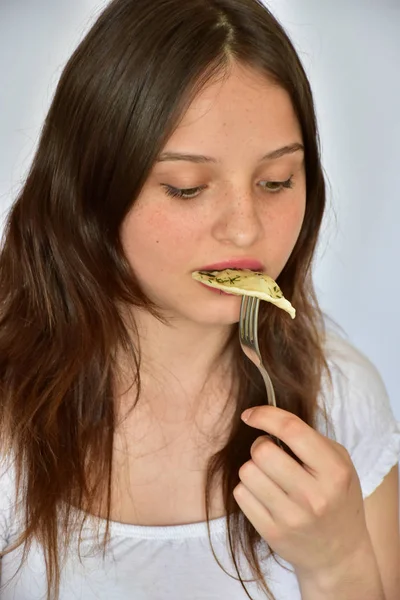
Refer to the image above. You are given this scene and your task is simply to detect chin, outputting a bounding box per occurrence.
[186,299,242,326]
[153,287,243,325]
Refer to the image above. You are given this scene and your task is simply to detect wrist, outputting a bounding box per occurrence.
[295,539,384,599]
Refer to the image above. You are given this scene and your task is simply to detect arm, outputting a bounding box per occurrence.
[236,405,399,600]
[297,538,385,600]
[297,464,400,600]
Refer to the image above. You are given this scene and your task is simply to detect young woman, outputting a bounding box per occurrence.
[0,1,399,599]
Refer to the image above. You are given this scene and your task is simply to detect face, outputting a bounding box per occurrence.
[120,62,306,326]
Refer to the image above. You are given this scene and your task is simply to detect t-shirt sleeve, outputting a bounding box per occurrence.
[0,453,17,552]
[321,334,400,499]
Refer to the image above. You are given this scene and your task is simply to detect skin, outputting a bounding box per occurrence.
[235,405,383,591]
[114,66,399,595]
[118,61,306,427]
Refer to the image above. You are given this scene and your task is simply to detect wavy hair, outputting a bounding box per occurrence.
[0,1,331,598]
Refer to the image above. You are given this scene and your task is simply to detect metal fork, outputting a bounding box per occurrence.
[239,295,283,448]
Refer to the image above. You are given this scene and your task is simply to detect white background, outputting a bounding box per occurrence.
[0,1,399,419]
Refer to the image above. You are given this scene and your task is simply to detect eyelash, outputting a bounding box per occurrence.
[162,176,294,200]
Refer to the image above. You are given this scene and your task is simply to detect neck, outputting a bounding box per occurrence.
[114,306,238,425]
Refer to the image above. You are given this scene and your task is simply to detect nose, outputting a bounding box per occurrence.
[212,187,264,248]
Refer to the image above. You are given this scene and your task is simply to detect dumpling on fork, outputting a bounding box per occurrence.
[191,268,296,319]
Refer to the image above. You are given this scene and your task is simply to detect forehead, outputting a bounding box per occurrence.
[166,63,302,152]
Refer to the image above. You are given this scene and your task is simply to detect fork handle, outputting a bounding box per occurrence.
[259,365,284,450]
[259,365,276,408]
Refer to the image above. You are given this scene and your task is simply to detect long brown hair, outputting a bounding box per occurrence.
[0,1,331,598]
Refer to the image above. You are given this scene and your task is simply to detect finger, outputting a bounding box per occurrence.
[238,458,299,524]
[250,435,318,504]
[233,480,276,540]
[242,406,334,475]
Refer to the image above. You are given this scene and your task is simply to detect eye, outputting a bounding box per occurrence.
[260,176,294,194]
[161,175,294,200]
[162,185,206,199]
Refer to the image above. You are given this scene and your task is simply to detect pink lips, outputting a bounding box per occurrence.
[198,258,264,272]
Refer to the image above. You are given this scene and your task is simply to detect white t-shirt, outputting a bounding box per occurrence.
[1,333,399,600]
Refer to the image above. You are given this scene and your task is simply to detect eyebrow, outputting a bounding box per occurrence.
[156,142,304,164]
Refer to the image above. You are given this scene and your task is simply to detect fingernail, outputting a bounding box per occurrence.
[241,408,254,422]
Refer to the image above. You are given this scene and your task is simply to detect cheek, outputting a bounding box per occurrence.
[147,209,200,255]
[289,197,307,239]
[268,195,305,240]
[121,205,201,271]
[264,196,306,276]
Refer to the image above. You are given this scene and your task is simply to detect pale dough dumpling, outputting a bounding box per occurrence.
[191,268,296,319]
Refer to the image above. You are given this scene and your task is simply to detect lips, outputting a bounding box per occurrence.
[198,258,264,272]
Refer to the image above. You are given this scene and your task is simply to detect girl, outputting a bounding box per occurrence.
[0,1,399,599]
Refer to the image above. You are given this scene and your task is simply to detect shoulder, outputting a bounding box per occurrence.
[321,330,392,418]
[319,330,400,498]
[323,330,384,391]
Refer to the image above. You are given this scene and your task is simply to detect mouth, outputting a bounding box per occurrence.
[197,258,264,272]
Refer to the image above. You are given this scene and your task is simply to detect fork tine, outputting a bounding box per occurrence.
[245,296,252,340]
[244,296,257,344]
[239,295,249,337]
[239,295,257,342]
[249,296,258,343]
[251,297,260,348]
[245,297,253,340]
[239,294,245,323]
[253,296,260,330]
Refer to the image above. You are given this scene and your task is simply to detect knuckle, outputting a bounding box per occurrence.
[310,494,329,517]
[280,415,302,439]
[250,436,274,461]
[331,462,352,488]
[338,444,351,460]
[238,460,253,480]
[333,443,352,467]
[233,482,245,499]
[285,509,308,530]
[266,523,281,544]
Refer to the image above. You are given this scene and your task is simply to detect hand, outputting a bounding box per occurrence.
[233,405,370,579]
